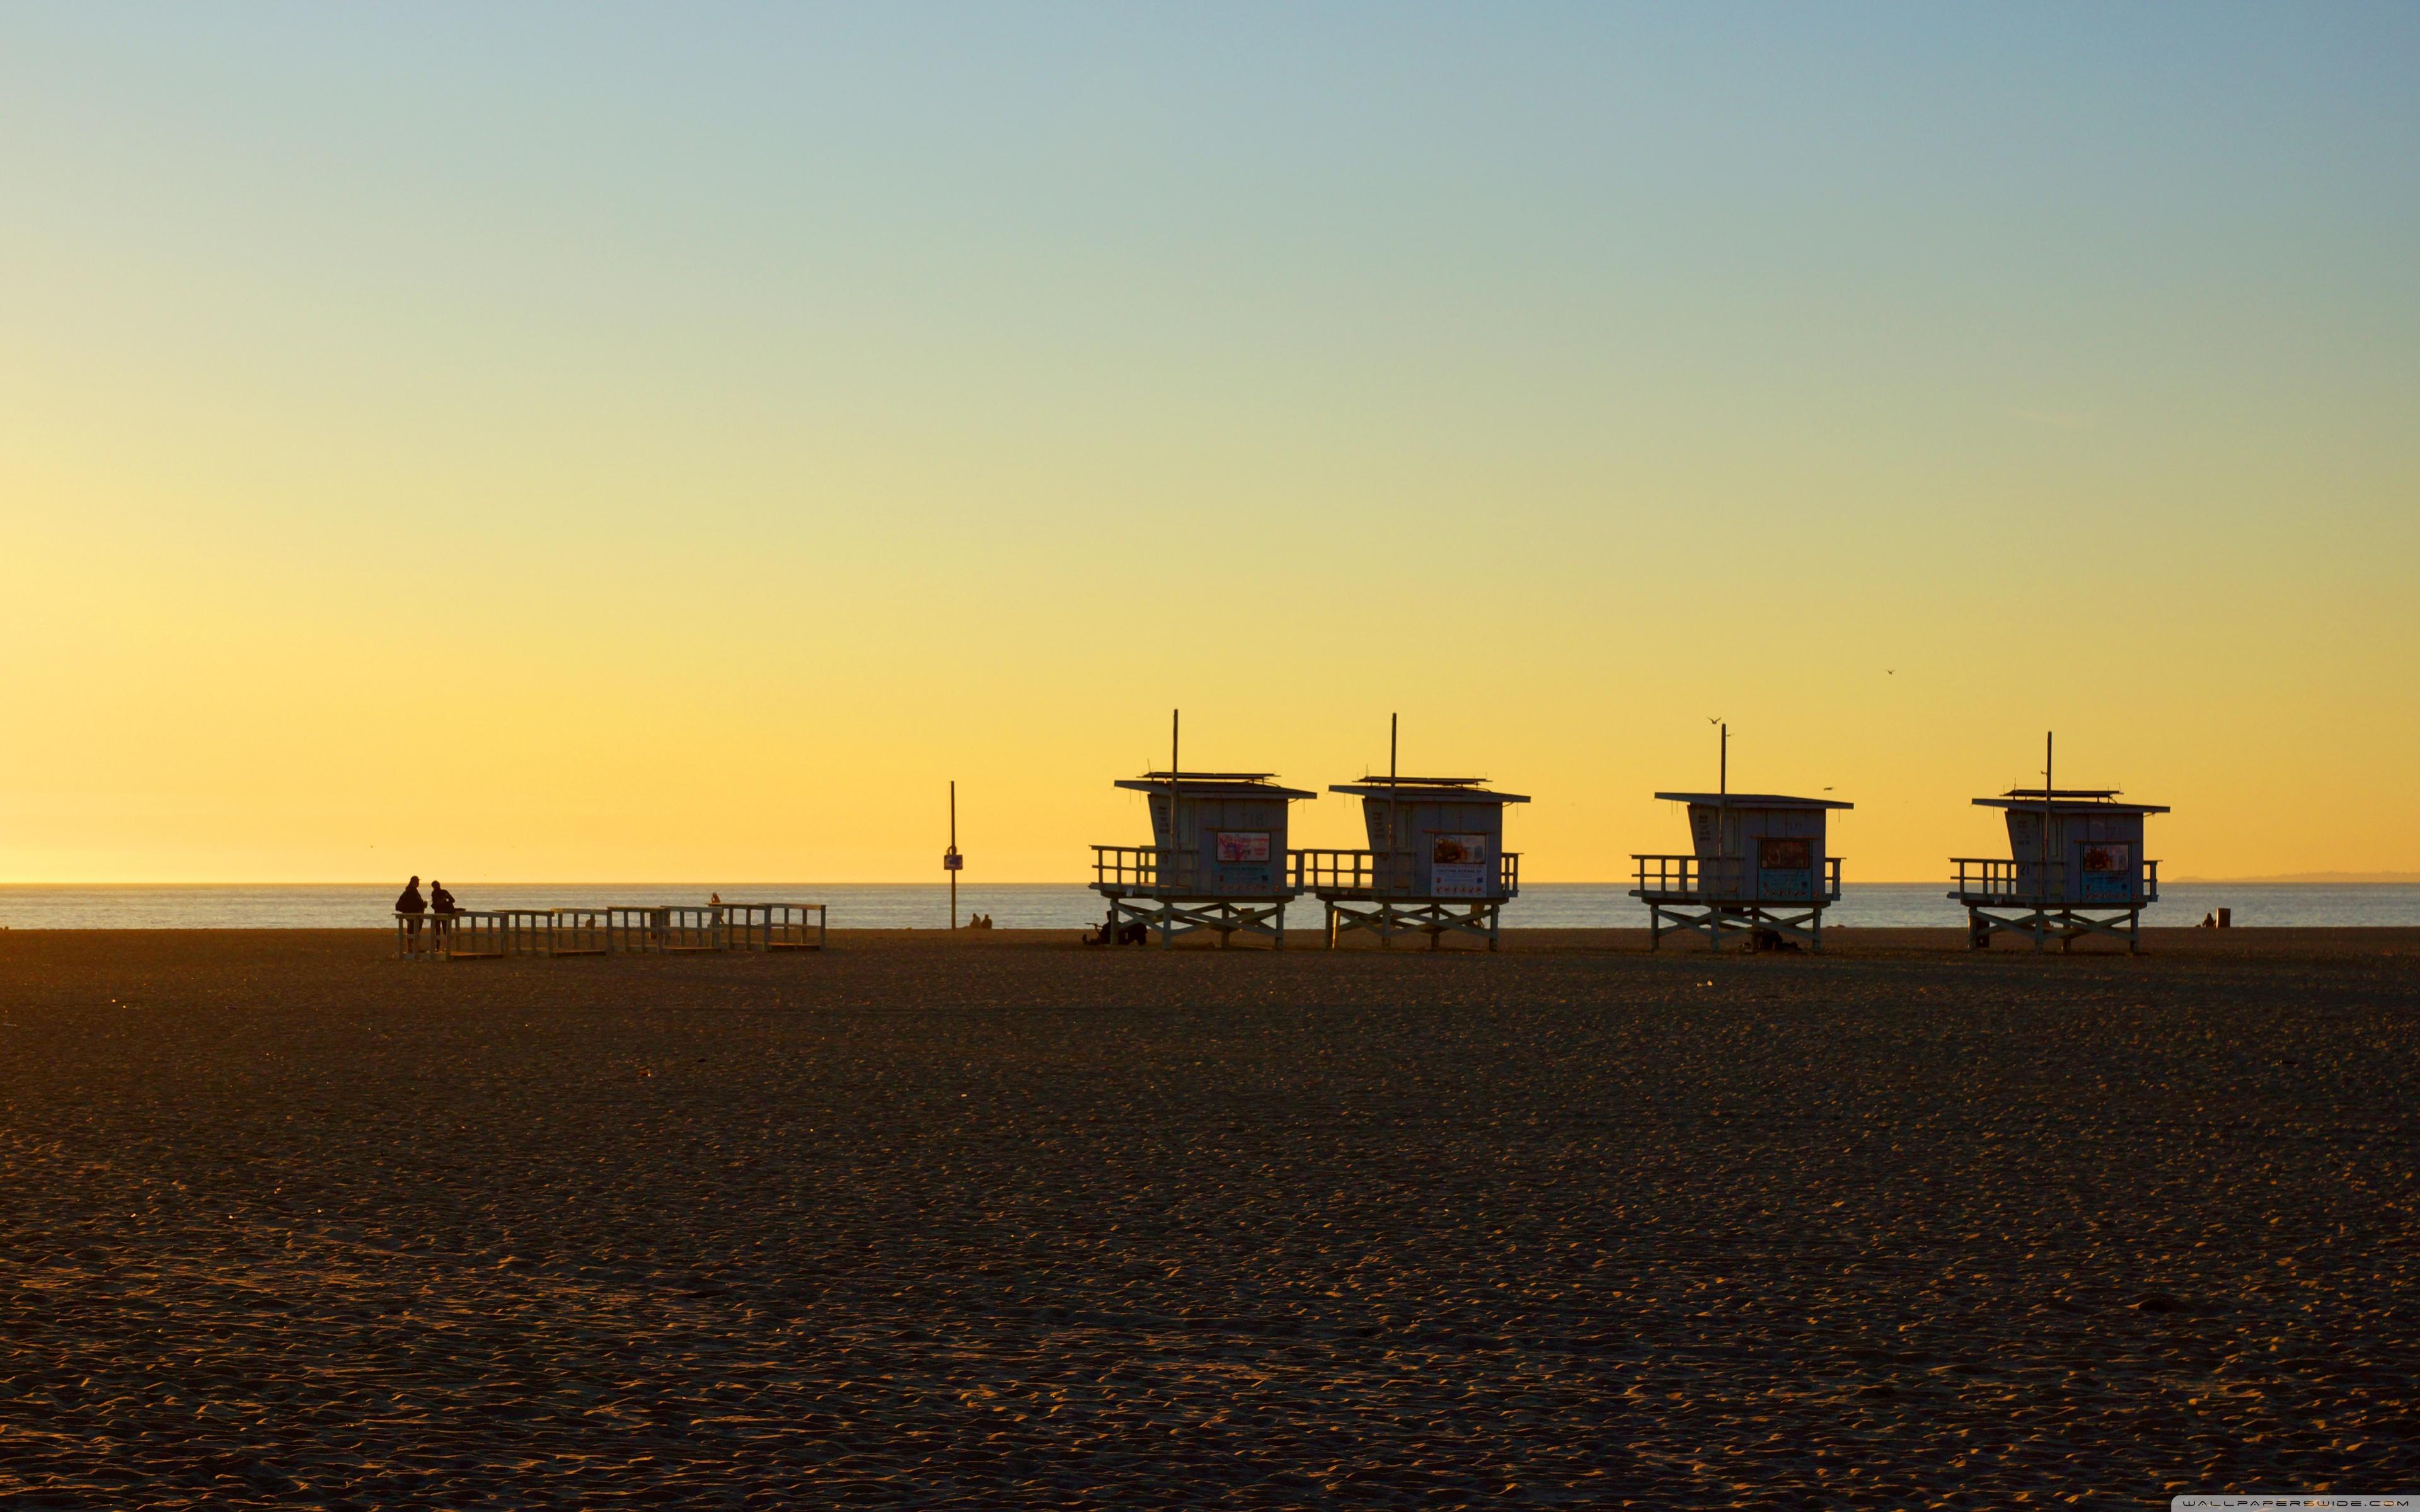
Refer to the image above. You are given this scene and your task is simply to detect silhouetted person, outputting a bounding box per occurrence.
[396,876,427,951]
[429,881,458,948]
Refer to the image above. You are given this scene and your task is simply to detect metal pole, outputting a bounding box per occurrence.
[1388,712,1400,893]
[2043,731,2054,948]
[950,780,957,931]
[1170,709,1180,892]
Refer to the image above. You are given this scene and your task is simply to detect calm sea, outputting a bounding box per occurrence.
[3,883,2416,931]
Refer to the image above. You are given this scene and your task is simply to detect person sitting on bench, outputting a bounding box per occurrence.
[396,876,427,949]
[1085,907,1155,946]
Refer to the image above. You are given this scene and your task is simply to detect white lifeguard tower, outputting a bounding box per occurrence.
[1950,735,2166,953]
[1629,724,1848,951]
[1305,770,1528,951]
[1297,706,1519,943]
[1090,713,1314,949]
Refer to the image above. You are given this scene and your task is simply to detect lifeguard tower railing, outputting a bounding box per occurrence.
[1092,846,1206,895]
[1949,859,2160,907]
[1095,846,1524,900]
[1630,854,1844,903]
[1289,849,1521,899]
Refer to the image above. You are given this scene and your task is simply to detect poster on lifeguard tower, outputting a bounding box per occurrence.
[1213,831,1274,893]
[1216,832,1269,863]
[2079,842,2133,902]
[1756,837,1814,901]
[1431,834,1489,898]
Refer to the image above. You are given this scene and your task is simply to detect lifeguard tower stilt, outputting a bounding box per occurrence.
[1299,716,1526,951]
[1089,712,1314,949]
[1950,734,2167,953]
[1629,724,1850,952]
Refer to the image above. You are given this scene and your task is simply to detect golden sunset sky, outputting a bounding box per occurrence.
[3,5,2414,883]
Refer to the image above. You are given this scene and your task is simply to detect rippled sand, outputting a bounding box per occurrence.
[1,927,2413,1506]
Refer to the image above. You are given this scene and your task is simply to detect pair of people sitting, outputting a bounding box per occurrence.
[394,876,459,947]
[1084,907,1150,946]
[965,912,994,929]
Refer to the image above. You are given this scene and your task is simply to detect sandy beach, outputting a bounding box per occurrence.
[1,927,2413,1507]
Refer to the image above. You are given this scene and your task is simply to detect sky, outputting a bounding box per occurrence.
[3,3,2415,883]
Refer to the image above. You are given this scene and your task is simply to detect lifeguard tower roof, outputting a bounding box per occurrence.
[1114,771,1318,799]
[1330,777,1530,804]
[1656,791,1853,810]
[1974,788,2169,815]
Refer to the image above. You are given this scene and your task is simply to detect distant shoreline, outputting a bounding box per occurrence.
[7,877,2420,888]
[7,925,2420,949]
[7,879,2419,932]
[2165,873,2420,885]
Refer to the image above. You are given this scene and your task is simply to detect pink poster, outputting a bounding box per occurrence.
[2082,843,2131,873]
[1216,831,1270,863]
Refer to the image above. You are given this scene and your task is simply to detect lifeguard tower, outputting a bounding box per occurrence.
[1090,713,1314,948]
[1950,735,2166,953]
[1630,724,1848,951]
[1296,716,1526,949]
[1307,779,1528,949]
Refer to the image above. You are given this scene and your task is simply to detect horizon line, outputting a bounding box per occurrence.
[6,876,2417,889]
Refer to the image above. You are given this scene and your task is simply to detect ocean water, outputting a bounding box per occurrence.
[3,882,2415,931]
